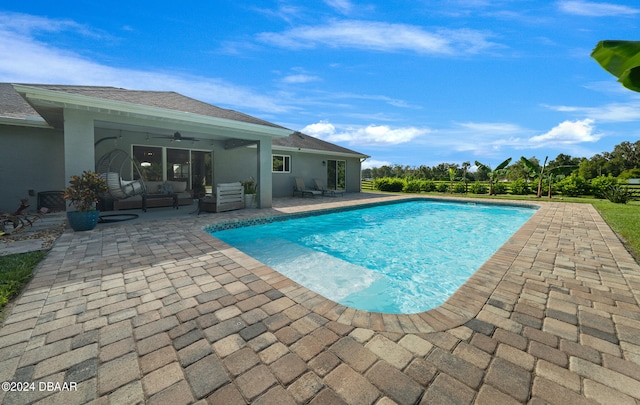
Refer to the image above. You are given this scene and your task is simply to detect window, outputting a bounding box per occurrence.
[273,154,291,173]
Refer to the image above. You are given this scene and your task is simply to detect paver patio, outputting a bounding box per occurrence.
[1,193,640,404]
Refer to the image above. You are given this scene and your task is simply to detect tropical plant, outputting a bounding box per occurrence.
[475,158,512,195]
[591,40,640,92]
[241,177,256,194]
[545,166,579,198]
[521,156,548,198]
[63,171,108,212]
[448,167,456,194]
[603,184,634,204]
[462,161,471,193]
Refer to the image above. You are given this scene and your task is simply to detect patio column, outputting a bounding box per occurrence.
[63,108,95,209]
[256,137,272,208]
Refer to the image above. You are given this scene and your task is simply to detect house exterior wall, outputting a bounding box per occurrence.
[0,125,363,212]
[0,125,64,212]
[272,149,362,197]
[213,146,362,198]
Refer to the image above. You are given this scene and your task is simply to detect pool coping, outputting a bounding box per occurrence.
[205,196,545,334]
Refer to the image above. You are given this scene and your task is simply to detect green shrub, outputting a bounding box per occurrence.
[509,179,531,195]
[556,174,590,197]
[420,180,436,192]
[452,182,467,193]
[469,182,487,194]
[404,179,422,193]
[436,183,449,193]
[374,177,405,192]
[493,182,507,195]
[590,175,618,199]
[604,185,633,204]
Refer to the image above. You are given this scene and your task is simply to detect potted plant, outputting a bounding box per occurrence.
[241,177,256,208]
[63,170,108,231]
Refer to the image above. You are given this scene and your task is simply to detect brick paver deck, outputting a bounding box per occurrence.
[1,194,640,404]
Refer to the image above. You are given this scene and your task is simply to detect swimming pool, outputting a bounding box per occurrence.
[209,200,536,314]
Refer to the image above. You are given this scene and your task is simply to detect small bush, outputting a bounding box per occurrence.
[590,175,618,199]
[436,183,449,193]
[452,182,467,193]
[509,179,530,195]
[469,182,487,194]
[493,182,507,195]
[604,185,633,204]
[404,179,422,193]
[374,177,405,192]
[420,180,436,192]
[556,174,590,197]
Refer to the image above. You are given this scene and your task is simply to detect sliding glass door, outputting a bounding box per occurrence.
[133,145,212,196]
[327,160,346,190]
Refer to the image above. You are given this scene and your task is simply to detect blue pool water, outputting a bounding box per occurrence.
[210,200,536,314]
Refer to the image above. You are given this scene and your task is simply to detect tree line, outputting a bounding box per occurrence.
[362,140,640,182]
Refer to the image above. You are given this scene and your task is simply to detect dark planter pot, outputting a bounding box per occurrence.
[66,210,100,231]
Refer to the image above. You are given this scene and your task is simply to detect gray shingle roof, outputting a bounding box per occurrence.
[1,83,368,157]
[0,83,40,119]
[21,84,287,129]
[273,131,367,157]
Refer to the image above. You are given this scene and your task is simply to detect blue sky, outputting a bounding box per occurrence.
[1,1,639,169]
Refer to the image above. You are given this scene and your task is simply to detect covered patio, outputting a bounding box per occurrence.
[1,194,640,404]
[11,84,293,209]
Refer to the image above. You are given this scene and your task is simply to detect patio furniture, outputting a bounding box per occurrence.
[96,149,146,200]
[313,179,344,197]
[142,193,178,212]
[198,182,245,214]
[112,180,193,210]
[293,178,322,198]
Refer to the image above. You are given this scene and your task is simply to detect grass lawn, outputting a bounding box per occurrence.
[0,251,47,319]
[591,199,640,261]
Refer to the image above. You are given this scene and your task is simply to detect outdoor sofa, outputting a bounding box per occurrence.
[113,180,193,210]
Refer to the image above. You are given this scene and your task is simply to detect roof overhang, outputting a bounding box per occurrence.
[271,145,370,159]
[11,84,293,140]
[0,115,51,129]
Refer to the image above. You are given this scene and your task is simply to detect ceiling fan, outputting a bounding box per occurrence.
[153,131,199,142]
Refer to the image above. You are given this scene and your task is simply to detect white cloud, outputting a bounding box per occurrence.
[0,12,292,114]
[456,122,526,134]
[281,74,321,84]
[557,1,640,16]
[529,119,602,145]
[361,159,391,169]
[301,120,430,146]
[544,101,640,122]
[257,20,499,55]
[324,0,354,14]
